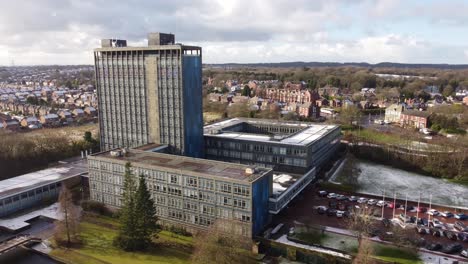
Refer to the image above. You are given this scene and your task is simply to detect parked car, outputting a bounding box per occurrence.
[406,205,415,212]
[454,221,468,232]
[376,200,385,207]
[367,199,377,205]
[441,243,463,254]
[426,243,442,251]
[457,233,468,242]
[427,209,439,216]
[416,207,427,213]
[430,218,444,229]
[417,218,429,226]
[318,190,328,197]
[336,210,345,218]
[317,206,327,214]
[348,196,358,202]
[327,209,337,216]
[461,249,468,258]
[357,197,368,204]
[329,201,338,209]
[431,229,444,237]
[416,225,430,234]
[444,231,458,240]
[327,193,337,199]
[337,203,346,211]
[337,195,347,201]
[440,211,454,218]
[289,227,295,236]
[455,213,467,220]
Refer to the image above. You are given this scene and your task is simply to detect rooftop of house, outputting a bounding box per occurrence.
[90,148,272,183]
[401,110,431,118]
[204,118,339,146]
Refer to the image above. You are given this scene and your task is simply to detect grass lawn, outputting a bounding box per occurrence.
[50,215,192,264]
[321,232,358,253]
[292,230,328,245]
[372,244,422,264]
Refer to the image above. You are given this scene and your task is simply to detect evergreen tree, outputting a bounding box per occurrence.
[134,174,158,249]
[114,162,158,251]
[114,162,139,251]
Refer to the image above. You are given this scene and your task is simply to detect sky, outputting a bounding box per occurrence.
[0,0,467,65]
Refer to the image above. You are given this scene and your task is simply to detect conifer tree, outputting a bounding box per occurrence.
[114,162,139,250]
[134,174,158,249]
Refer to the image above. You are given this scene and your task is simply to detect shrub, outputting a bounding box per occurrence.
[81,200,111,216]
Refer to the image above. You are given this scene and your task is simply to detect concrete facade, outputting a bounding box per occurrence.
[88,148,273,237]
[94,33,204,158]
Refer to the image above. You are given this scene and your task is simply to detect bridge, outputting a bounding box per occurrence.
[0,235,42,254]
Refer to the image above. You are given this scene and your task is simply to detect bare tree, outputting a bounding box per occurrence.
[346,206,376,247]
[191,220,256,264]
[55,185,80,248]
[353,239,375,264]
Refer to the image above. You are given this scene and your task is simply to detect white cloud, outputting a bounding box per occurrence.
[0,0,466,65]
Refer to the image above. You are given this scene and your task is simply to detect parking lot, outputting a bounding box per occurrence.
[272,185,468,256]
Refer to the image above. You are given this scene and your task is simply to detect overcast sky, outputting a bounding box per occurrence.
[1,0,467,65]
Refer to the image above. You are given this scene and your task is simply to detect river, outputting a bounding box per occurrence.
[330,158,468,208]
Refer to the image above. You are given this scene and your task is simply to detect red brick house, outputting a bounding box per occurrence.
[399,110,431,129]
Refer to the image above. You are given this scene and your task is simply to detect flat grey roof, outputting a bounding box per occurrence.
[0,159,87,200]
[204,118,339,146]
[90,149,271,183]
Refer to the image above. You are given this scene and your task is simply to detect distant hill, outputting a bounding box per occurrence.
[204,61,468,70]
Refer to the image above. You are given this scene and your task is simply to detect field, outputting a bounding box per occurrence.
[203,111,224,124]
[50,214,193,264]
[23,122,99,142]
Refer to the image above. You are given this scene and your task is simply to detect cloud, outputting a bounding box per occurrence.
[0,0,466,65]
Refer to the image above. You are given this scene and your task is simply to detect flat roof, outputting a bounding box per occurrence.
[204,118,339,146]
[0,159,87,200]
[94,44,201,52]
[90,149,271,183]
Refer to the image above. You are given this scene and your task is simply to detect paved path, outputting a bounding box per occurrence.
[0,235,41,254]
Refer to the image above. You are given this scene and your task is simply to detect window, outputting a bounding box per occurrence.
[219,182,232,193]
[170,174,178,184]
[187,177,198,187]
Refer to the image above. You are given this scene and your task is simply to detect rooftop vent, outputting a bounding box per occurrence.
[245,167,256,175]
[110,149,123,157]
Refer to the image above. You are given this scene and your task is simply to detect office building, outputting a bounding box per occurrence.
[94,32,203,158]
[88,146,272,237]
[204,118,341,173]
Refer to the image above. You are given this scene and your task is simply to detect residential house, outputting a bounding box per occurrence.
[72,108,85,118]
[84,106,97,116]
[315,98,329,107]
[400,110,431,129]
[39,113,60,126]
[385,104,405,123]
[265,88,318,104]
[297,102,320,119]
[58,110,73,120]
[318,85,341,97]
[0,114,20,131]
[20,116,40,129]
